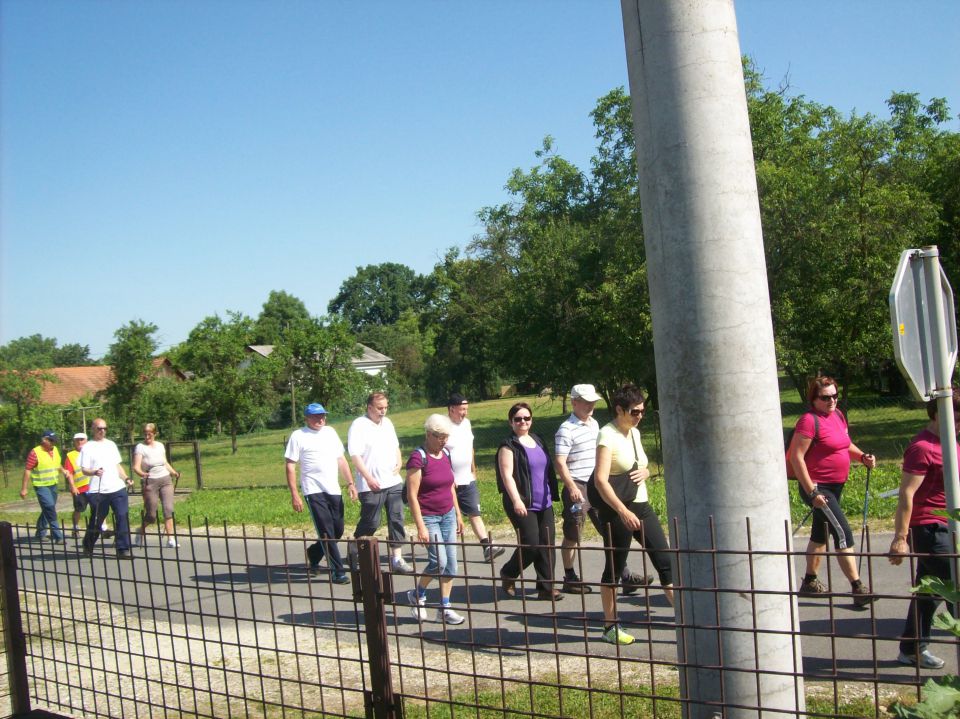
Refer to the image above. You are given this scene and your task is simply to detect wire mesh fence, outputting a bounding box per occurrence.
[0,518,955,718]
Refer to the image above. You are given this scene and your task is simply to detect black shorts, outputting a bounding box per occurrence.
[455,482,481,517]
[73,492,92,513]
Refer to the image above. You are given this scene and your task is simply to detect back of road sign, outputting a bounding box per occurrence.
[889,248,958,401]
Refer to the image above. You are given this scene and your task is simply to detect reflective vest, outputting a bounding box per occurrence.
[30,446,62,487]
[66,450,90,492]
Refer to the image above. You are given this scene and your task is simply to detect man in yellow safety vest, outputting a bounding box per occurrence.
[20,429,70,542]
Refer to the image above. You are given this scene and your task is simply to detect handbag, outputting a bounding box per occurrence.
[587,429,642,507]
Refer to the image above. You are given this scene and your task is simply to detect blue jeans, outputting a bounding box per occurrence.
[34,485,63,541]
[423,508,458,577]
[83,490,131,552]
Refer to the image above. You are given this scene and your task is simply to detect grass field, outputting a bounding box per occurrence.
[0,391,930,534]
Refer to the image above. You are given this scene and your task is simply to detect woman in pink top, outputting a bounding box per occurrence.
[787,376,876,606]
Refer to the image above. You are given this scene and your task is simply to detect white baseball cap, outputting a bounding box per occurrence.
[570,384,601,402]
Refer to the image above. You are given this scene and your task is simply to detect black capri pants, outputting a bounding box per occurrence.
[598,501,672,586]
[798,483,854,549]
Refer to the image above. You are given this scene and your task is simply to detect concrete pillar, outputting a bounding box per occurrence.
[619,1,803,717]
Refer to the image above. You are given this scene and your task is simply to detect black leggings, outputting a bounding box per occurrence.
[598,501,672,586]
[799,483,854,549]
[501,498,556,592]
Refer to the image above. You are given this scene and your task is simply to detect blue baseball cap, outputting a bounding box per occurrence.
[304,403,328,416]
[41,429,58,441]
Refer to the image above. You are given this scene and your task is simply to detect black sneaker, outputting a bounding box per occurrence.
[852,584,876,608]
[561,575,593,594]
[482,543,505,562]
[81,546,94,558]
[117,550,133,560]
[621,570,654,595]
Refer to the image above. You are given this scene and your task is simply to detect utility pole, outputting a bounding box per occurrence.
[620,2,802,717]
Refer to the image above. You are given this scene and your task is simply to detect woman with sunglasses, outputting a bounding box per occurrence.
[589,385,673,646]
[787,376,876,606]
[495,402,563,601]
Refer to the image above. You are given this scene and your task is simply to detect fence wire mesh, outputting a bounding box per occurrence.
[0,520,954,719]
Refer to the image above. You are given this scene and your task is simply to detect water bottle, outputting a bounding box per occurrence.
[571,502,582,515]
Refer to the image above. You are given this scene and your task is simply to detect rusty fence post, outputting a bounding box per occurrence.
[356,537,401,719]
[0,522,31,716]
[192,440,203,490]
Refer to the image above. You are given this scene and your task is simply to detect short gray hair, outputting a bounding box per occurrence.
[424,413,453,435]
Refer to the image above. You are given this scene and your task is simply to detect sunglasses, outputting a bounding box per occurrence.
[817,394,838,402]
[629,408,644,417]
[93,426,107,431]
[512,415,532,423]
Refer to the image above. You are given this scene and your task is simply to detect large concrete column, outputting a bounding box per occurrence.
[619,2,803,717]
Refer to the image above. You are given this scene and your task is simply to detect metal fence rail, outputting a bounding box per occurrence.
[0,520,954,719]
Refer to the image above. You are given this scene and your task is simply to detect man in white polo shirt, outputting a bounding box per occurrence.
[446,393,504,563]
[79,418,134,559]
[555,384,651,594]
[348,392,412,573]
[286,403,357,584]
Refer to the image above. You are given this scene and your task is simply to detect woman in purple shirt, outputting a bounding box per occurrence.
[406,413,465,625]
[495,402,563,601]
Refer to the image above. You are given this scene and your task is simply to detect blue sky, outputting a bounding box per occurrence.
[2,0,958,360]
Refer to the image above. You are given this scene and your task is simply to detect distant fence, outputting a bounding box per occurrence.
[0,519,953,719]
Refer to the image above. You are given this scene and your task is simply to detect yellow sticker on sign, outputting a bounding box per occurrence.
[899,323,906,336]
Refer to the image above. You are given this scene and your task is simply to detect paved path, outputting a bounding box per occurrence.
[7,527,956,686]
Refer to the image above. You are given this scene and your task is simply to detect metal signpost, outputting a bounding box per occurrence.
[889,246,960,659]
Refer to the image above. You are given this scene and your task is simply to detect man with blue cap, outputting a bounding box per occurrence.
[20,429,69,542]
[285,402,356,584]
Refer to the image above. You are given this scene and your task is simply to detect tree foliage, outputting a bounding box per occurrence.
[102,320,160,443]
[173,312,275,454]
[253,290,310,345]
[0,334,93,369]
[328,262,427,331]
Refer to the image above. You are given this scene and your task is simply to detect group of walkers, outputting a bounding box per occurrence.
[20,418,181,558]
[18,378,959,663]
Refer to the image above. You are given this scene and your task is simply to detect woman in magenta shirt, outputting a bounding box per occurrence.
[787,376,876,606]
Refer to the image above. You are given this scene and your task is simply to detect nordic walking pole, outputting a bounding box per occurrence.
[793,508,813,536]
[858,465,872,576]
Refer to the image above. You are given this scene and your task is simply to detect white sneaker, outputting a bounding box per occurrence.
[132,533,143,548]
[407,590,428,621]
[391,557,413,574]
[165,537,179,549]
[437,607,464,625]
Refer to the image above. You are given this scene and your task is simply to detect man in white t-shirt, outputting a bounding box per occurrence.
[285,403,356,584]
[554,384,651,594]
[446,393,504,563]
[79,418,134,559]
[347,392,412,573]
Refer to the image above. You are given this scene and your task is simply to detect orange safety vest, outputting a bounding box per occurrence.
[66,449,90,492]
[30,446,61,487]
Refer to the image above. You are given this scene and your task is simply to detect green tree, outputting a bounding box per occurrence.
[174,312,277,454]
[253,290,310,345]
[0,362,54,454]
[328,263,427,331]
[359,309,435,405]
[102,320,159,443]
[0,334,93,369]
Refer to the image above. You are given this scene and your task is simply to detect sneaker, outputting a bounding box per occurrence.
[482,542,505,562]
[102,529,115,539]
[898,650,945,670]
[602,624,635,646]
[562,575,593,594]
[407,590,428,621]
[331,572,350,585]
[798,576,829,596]
[437,607,465,625]
[81,546,94,558]
[165,538,179,549]
[307,564,322,578]
[391,557,414,574]
[117,550,133,560]
[851,584,876,608]
[621,570,654,595]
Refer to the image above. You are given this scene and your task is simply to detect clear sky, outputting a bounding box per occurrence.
[2,0,958,360]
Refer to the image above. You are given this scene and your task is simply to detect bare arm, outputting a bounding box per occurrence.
[553,455,583,503]
[787,434,825,507]
[338,456,357,501]
[847,442,876,469]
[351,454,380,492]
[498,447,526,517]
[888,470,924,565]
[20,468,30,499]
[406,467,428,543]
[285,459,303,512]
